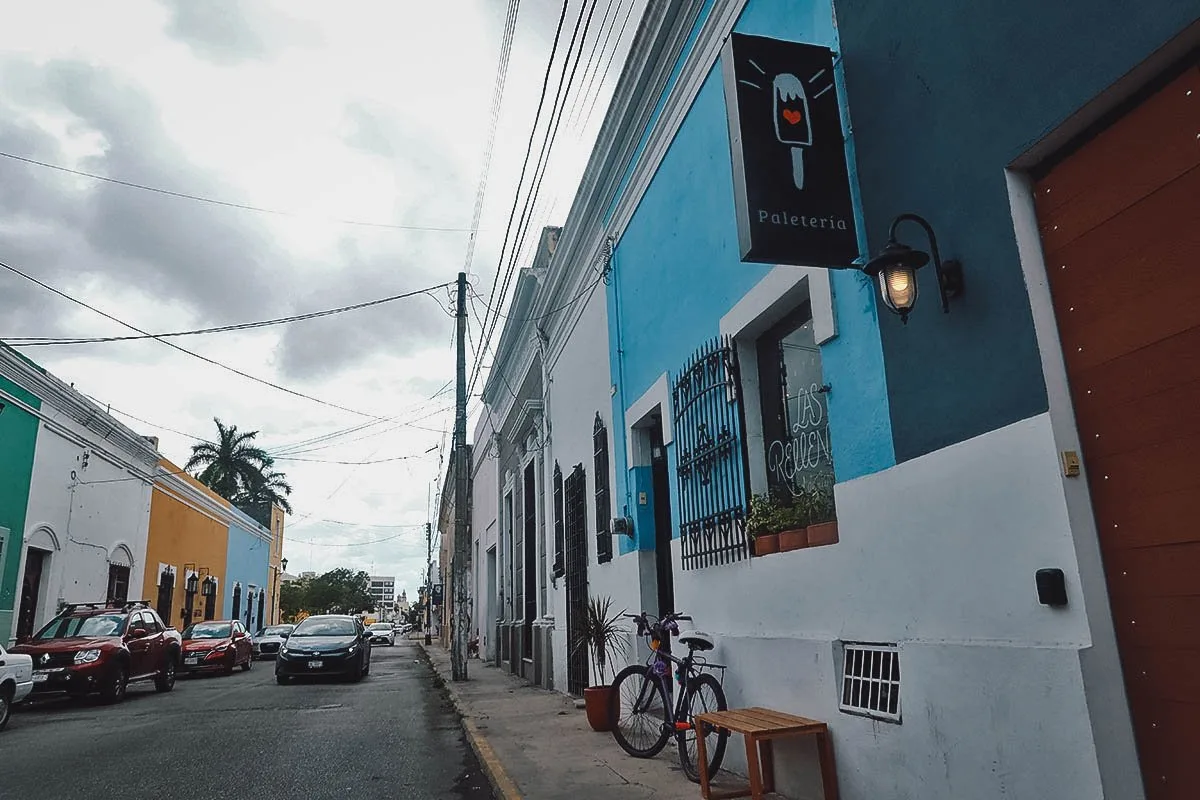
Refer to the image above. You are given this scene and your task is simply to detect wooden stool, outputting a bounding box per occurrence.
[693,707,839,800]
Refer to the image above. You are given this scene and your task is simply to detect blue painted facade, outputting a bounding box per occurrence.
[607,0,893,551]
[835,0,1199,461]
[225,513,270,632]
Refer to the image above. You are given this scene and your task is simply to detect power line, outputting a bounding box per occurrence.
[0,258,388,419]
[7,281,453,346]
[472,0,572,393]
[462,0,522,278]
[580,0,638,133]
[275,453,430,465]
[0,150,478,233]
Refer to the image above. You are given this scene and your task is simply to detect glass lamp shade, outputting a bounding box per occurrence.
[186,575,199,593]
[880,263,918,315]
[201,578,216,597]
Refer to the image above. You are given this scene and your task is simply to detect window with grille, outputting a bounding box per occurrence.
[593,413,613,564]
[553,462,564,578]
[839,643,901,722]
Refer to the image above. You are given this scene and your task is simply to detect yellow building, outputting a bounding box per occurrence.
[266,504,286,625]
[143,459,231,629]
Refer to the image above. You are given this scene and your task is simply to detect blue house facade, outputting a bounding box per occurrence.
[510,1,1199,798]
[225,512,271,634]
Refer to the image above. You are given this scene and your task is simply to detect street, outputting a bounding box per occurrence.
[3,640,494,800]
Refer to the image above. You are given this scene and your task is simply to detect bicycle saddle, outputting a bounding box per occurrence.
[678,630,715,651]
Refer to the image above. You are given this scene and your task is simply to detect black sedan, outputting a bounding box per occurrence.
[275,615,371,683]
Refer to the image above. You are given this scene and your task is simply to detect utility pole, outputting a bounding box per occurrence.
[451,271,470,681]
[424,521,433,646]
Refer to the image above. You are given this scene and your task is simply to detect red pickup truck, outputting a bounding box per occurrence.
[12,600,182,703]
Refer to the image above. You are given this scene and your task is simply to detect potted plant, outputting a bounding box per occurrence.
[574,596,628,732]
[806,476,839,546]
[749,490,810,554]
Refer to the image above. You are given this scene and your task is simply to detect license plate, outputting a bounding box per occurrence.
[33,672,48,683]
[307,660,323,669]
[184,657,199,665]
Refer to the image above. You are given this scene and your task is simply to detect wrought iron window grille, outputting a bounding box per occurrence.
[672,336,752,570]
[552,462,565,578]
[594,413,613,564]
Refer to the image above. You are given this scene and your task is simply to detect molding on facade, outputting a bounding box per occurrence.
[624,373,673,463]
[0,347,159,467]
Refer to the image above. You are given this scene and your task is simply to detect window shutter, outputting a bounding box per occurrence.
[593,413,613,563]
[553,462,564,577]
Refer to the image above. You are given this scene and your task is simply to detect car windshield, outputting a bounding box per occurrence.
[291,618,356,637]
[258,626,293,637]
[369,623,391,631]
[183,623,231,639]
[35,613,127,639]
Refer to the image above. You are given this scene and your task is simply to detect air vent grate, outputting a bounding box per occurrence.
[839,643,901,722]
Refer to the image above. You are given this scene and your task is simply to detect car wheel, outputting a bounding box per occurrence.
[275,673,290,685]
[241,655,252,672]
[363,651,371,676]
[0,684,13,731]
[100,662,128,704]
[154,653,178,692]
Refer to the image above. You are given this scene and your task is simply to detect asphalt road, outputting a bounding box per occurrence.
[3,639,494,800]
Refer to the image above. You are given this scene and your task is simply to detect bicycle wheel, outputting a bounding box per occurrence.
[610,664,672,758]
[678,673,729,783]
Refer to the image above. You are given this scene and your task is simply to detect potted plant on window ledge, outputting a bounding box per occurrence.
[574,596,628,732]
[806,479,839,546]
[749,490,808,555]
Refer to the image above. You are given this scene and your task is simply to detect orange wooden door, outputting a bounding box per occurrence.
[1036,64,1200,800]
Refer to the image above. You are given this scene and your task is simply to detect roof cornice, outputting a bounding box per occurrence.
[0,345,159,465]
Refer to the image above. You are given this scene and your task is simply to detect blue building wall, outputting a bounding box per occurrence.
[608,0,894,551]
[225,516,270,631]
[835,0,1199,462]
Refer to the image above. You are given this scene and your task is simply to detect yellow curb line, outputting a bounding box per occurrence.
[461,715,523,800]
[419,642,522,800]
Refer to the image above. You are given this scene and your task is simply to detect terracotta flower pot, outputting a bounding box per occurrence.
[808,520,839,547]
[752,533,780,556]
[779,527,809,552]
[584,685,615,732]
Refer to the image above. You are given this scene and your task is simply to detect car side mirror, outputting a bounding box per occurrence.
[128,627,148,639]
[15,634,32,645]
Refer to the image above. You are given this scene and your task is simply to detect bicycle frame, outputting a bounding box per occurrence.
[631,629,725,733]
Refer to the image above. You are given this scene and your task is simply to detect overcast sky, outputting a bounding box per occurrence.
[0,0,642,600]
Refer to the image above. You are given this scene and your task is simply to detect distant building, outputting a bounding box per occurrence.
[299,571,316,581]
[367,575,394,611]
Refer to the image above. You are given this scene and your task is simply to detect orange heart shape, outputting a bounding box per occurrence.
[782,109,803,125]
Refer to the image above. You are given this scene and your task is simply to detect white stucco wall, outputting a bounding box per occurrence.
[20,412,154,635]
[544,281,641,690]
[665,413,1106,799]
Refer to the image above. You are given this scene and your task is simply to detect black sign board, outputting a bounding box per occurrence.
[431,583,443,606]
[722,33,858,268]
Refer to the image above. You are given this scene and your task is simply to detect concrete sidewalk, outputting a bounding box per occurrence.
[419,641,742,799]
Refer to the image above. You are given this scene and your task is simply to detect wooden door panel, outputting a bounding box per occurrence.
[1073,377,1200,459]
[1107,595,1200,648]
[1035,67,1200,250]
[1102,543,1200,599]
[1090,485,1200,550]
[1082,430,1200,498]
[1121,648,1200,704]
[1067,326,1200,414]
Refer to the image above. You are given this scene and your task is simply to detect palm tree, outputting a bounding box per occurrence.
[235,467,294,515]
[186,418,290,512]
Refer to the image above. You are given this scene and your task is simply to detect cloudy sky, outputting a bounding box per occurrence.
[0,0,642,599]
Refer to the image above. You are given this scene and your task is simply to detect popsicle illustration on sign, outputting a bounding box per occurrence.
[773,73,813,190]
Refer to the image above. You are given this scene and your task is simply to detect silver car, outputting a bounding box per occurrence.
[252,624,295,659]
[366,622,395,646]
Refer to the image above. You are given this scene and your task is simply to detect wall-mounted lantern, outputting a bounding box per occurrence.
[185,572,199,594]
[862,213,964,324]
[201,575,217,597]
[281,558,289,572]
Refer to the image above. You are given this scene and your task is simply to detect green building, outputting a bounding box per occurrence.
[0,367,41,640]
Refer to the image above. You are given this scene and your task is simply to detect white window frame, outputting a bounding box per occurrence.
[838,642,902,723]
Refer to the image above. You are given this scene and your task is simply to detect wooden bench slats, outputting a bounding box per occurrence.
[696,707,826,735]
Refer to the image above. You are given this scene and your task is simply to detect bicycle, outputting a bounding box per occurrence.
[609,611,729,783]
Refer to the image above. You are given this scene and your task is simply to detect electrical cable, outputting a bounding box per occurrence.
[472,0,572,391]
[0,150,478,233]
[580,0,638,133]
[7,281,453,346]
[0,258,389,419]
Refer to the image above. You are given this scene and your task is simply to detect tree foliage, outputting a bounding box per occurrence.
[186,418,293,514]
[278,569,376,621]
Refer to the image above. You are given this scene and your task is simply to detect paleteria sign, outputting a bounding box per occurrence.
[722,33,858,268]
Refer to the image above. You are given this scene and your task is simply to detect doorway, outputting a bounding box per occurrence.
[649,417,676,617]
[522,461,537,662]
[16,548,48,639]
[485,545,497,661]
[107,564,130,606]
[1035,63,1199,800]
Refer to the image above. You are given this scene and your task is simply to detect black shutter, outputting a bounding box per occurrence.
[553,462,564,578]
[593,413,613,564]
[564,464,589,695]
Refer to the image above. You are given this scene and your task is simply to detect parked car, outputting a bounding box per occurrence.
[275,615,371,684]
[1,642,34,731]
[12,600,181,703]
[366,622,395,646]
[252,624,295,659]
[180,620,254,674]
